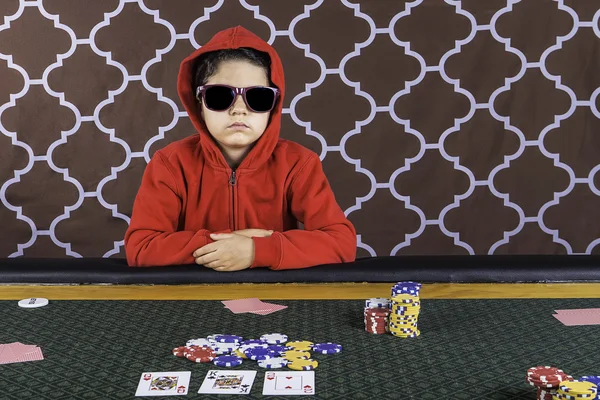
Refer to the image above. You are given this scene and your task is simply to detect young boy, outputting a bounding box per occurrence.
[124,26,357,271]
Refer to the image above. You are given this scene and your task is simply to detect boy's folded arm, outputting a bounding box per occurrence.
[251,154,357,270]
[124,153,226,267]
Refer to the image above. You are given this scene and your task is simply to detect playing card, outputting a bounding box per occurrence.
[250,303,288,315]
[222,298,287,315]
[262,371,315,395]
[198,370,257,394]
[222,298,266,313]
[0,343,44,365]
[135,371,190,396]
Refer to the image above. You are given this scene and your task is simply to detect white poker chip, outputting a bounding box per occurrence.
[207,334,225,342]
[365,298,390,308]
[18,298,49,308]
[186,338,212,348]
[260,333,288,344]
[258,357,288,369]
[210,341,239,355]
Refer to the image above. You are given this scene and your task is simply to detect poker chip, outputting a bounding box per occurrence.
[210,341,239,355]
[260,333,289,344]
[312,343,342,354]
[558,381,597,397]
[207,334,225,342]
[281,350,311,360]
[213,335,243,343]
[240,339,266,346]
[186,338,212,348]
[364,307,390,317]
[244,347,277,361]
[365,298,390,308]
[267,345,289,356]
[287,358,318,371]
[233,348,247,359]
[172,346,187,357]
[185,346,216,363]
[258,357,288,369]
[285,341,313,351]
[213,355,243,367]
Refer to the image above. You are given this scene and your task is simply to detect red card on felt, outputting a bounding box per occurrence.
[221,298,287,315]
[222,298,268,313]
[553,312,600,326]
[0,343,44,364]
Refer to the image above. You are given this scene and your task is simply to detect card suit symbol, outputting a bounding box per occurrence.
[267,376,275,380]
[143,374,152,381]
[285,386,292,389]
[207,376,216,380]
[304,385,312,389]
[286,376,293,379]
[177,386,186,393]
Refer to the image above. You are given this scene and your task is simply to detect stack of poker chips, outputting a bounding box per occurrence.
[388,281,422,338]
[389,293,420,337]
[525,366,573,400]
[555,381,598,400]
[364,298,391,334]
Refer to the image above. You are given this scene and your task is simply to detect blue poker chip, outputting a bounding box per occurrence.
[214,335,243,343]
[244,347,277,361]
[580,376,600,385]
[213,355,243,367]
[312,343,342,354]
[267,345,288,356]
[240,339,266,346]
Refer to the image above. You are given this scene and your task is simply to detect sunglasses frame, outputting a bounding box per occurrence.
[195,84,280,113]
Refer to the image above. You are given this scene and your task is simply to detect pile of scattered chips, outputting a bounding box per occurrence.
[363,281,422,338]
[172,333,342,371]
[526,366,574,399]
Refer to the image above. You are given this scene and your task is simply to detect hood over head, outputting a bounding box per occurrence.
[177,26,285,171]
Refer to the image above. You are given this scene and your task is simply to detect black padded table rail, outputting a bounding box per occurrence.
[2,298,600,399]
[1,255,600,284]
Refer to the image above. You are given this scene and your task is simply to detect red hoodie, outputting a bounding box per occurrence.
[124,26,357,269]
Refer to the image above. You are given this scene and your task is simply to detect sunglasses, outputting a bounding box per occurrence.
[195,84,280,113]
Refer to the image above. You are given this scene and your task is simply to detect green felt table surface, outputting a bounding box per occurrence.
[1,299,600,399]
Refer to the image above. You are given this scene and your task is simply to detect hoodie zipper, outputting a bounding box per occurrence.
[229,170,237,230]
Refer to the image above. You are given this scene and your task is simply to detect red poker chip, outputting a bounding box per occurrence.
[185,346,216,363]
[364,307,390,316]
[527,366,564,379]
[172,346,187,357]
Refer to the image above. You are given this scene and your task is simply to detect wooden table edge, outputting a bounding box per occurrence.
[1,283,600,300]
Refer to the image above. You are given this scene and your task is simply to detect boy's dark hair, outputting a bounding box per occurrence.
[192,47,274,98]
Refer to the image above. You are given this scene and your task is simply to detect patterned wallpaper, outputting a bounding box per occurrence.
[1,0,600,260]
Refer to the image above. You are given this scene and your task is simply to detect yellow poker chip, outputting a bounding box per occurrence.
[558,381,597,395]
[281,350,311,360]
[391,294,419,304]
[285,341,313,351]
[287,358,319,371]
[233,348,247,359]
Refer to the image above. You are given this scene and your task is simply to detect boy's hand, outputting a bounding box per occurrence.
[193,233,255,271]
[233,229,273,238]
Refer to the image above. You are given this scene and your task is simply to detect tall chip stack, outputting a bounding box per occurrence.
[363,281,422,337]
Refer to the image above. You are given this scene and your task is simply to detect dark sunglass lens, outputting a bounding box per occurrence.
[246,87,275,112]
[204,86,235,111]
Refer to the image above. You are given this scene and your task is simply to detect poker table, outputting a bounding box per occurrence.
[2,255,600,399]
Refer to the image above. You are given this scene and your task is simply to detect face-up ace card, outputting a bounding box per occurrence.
[198,370,257,394]
[135,371,191,396]
[262,371,315,395]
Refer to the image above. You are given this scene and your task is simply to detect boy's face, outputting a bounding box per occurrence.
[200,60,271,160]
